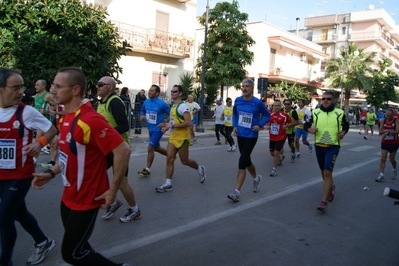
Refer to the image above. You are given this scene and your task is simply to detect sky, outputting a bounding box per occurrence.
[195,0,399,30]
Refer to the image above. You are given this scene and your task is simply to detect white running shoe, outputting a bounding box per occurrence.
[198,165,206,183]
[253,175,262,192]
[231,144,237,151]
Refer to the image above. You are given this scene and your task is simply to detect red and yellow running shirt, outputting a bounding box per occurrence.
[58,103,124,210]
[268,111,292,141]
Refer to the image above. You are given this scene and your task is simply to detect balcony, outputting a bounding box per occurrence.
[311,34,338,44]
[112,21,194,59]
[350,30,394,49]
[389,45,399,59]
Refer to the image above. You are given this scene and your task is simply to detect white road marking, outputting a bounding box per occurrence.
[57,157,380,265]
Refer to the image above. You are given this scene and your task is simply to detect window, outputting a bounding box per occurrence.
[342,27,346,35]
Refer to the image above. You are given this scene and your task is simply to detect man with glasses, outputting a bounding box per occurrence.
[32,67,131,266]
[227,78,270,202]
[281,99,299,163]
[0,68,57,266]
[304,91,349,212]
[96,76,141,223]
[156,85,206,192]
[137,84,170,178]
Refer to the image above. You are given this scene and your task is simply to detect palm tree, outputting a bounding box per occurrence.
[324,42,376,113]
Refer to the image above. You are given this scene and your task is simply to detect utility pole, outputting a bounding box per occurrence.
[196,0,209,133]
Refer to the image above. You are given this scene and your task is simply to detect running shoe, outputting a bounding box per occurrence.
[317,201,327,212]
[215,141,221,145]
[227,146,233,152]
[375,174,384,182]
[253,175,262,192]
[363,136,368,140]
[269,168,277,177]
[119,208,142,223]
[198,165,206,183]
[40,161,55,170]
[118,264,131,266]
[138,168,150,178]
[101,199,123,220]
[155,182,173,193]
[26,238,55,265]
[40,147,50,155]
[231,144,237,151]
[392,169,397,180]
[227,190,240,202]
[296,152,301,158]
[327,185,336,202]
[278,154,285,166]
[291,153,295,163]
[308,144,313,153]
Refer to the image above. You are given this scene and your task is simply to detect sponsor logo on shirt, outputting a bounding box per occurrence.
[100,128,108,138]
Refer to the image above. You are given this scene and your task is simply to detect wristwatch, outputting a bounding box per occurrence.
[44,169,56,179]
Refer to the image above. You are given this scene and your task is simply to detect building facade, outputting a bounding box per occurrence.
[195,21,327,108]
[84,0,197,102]
[305,8,399,107]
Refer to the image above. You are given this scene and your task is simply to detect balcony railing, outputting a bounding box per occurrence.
[350,30,395,47]
[311,34,337,42]
[112,20,194,58]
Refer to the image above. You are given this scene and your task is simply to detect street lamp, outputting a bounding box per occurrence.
[196,0,209,133]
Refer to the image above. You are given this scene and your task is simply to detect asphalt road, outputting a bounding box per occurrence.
[11,127,399,266]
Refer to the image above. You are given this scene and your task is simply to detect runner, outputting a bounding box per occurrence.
[227,78,270,202]
[265,100,293,176]
[294,98,312,157]
[32,67,131,265]
[375,108,399,182]
[155,85,206,192]
[138,84,170,177]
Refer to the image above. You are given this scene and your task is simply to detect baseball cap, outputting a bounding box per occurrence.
[217,97,223,101]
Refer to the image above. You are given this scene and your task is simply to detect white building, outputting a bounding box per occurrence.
[195,21,327,108]
[84,0,198,101]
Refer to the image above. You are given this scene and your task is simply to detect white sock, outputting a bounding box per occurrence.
[234,189,240,194]
[145,167,150,172]
[129,205,139,212]
[380,173,384,176]
[165,178,172,185]
[37,239,48,247]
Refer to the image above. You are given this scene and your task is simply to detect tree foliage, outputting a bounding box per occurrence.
[0,0,130,90]
[267,80,310,103]
[195,0,255,97]
[324,42,376,113]
[179,72,194,100]
[366,58,399,108]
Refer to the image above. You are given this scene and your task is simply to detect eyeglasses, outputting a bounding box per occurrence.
[96,82,110,87]
[53,84,74,90]
[171,90,179,93]
[227,101,232,103]
[5,85,26,92]
[322,97,332,101]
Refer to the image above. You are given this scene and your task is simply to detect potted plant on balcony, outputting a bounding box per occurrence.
[275,67,282,75]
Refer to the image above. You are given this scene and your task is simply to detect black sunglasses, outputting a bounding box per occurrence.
[96,82,110,87]
[322,97,332,101]
[171,90,179,93]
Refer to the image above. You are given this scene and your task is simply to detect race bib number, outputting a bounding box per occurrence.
[238,112,253,129]
[146,111,157,124]
[270,124,280,135]
[58,151,70,187]
[169,118,175,132]
[0,139,16,169]
[225,115,232,122]
[385,130,394,140]
[361,116,366,120]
